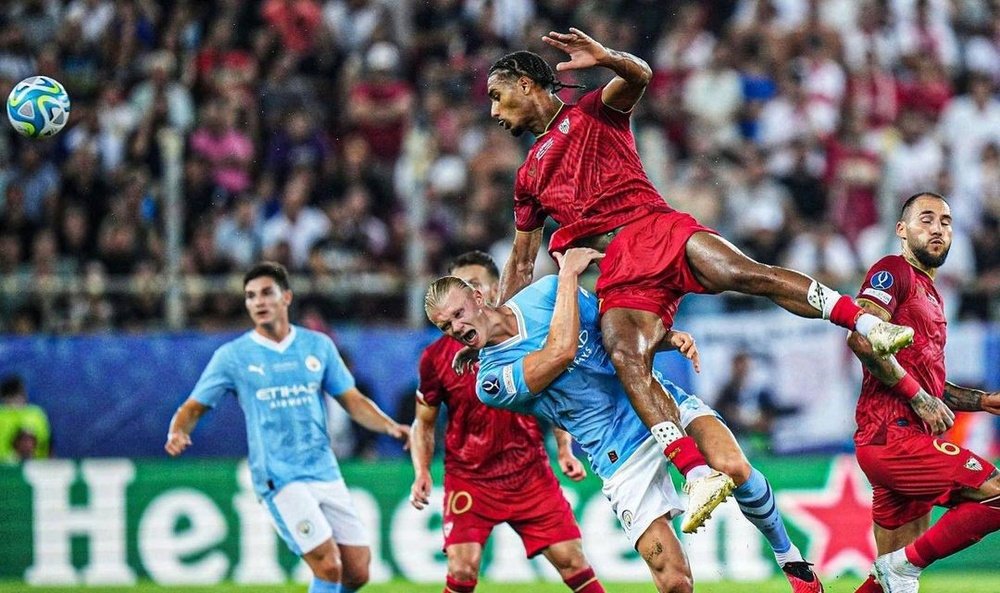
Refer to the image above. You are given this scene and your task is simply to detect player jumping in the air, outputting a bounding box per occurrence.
[166,262,410,593]
[847,193,1000,593]
[426,248,825,593]
[486,28,915,528]
[410,251,606,593]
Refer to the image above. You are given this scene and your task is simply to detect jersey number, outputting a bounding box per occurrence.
[447,491,473,515]
[932,439,961,456]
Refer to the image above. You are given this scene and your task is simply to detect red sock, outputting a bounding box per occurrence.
[444,575,476,593]
[563,567,605,593]
[904,501,1000,568]
[829,295,863,330]
[854,574,883,593]
[663,436,708,476]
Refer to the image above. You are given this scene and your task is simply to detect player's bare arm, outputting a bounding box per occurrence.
[520,248,604,393]
[553,427,586,481]
[499,227,543,304]
[848,300,955,434]
[542,27,651,112]
[409,399,439,509]
[942,381,1000,413]
[164,398,209,456]
[338,387,411,446]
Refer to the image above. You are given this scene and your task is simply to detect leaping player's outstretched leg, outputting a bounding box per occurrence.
[684,232,914,356]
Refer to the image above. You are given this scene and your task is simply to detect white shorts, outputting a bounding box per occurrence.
[261,479,369,555]
[602,393,720,548]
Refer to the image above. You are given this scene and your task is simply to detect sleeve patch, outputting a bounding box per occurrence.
[480,374,501,396]
[862,287,893,305]
[502,365,517,395]
[869,270,894,290]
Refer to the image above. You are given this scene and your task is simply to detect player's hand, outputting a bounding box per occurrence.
[542,28,609,72]
[452,346,479,375]
[910,391,955,435]
[387,423,411,450]
[982,391,1000,415]
[667,330,701,374]
[164,432,191,457]
[559,453,587,482]
[410,473,432,510]
[554,247,604,277]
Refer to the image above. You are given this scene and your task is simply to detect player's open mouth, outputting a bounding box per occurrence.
[462,329,477,345]
[498,119,510,130]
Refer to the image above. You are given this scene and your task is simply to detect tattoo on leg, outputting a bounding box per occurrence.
[643,540,664,562]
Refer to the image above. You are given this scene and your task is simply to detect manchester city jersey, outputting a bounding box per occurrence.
[191,326,356,496]
[476,276,694,480]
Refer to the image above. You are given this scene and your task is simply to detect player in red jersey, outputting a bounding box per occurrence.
[486,27,915,529]
[846,192,1000,593]
[410,251,605,593]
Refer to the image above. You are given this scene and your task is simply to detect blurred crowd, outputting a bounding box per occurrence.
[0,0,999,333]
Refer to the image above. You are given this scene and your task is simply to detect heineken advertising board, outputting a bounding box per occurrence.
[1,456,995,586]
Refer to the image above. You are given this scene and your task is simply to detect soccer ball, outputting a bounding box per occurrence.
[6,76,71,138]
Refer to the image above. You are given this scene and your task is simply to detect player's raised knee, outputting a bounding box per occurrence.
[708,453,751,485]
[653,571,693,593]
[448,562,480,583]
[342,563,369,590]
[312,555,343,583]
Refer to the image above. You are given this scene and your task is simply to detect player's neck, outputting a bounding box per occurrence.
[484,306,519,345]
[533,96,565,137]
[902,251,937,280]
[254,321,291,343]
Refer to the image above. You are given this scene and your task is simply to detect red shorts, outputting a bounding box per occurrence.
[856,424,996,530]
[595,211,717,329]
[441,471,581,557]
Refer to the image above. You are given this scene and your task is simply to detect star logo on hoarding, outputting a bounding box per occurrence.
[778,455,877,577]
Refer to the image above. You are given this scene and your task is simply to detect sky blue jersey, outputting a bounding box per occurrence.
[190,326,356,496]
[476,276,695,480]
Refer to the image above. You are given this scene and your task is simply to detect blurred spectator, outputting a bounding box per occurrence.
[261,170,330,269]
[782,221,859,292]
[262,0,323,55]
[322,0,393,54]
[215,194,264,268]
[714,351,798,443]
[130,50,195,133]
[346,41,414,166]
[683,43,743,151]
[0,374,51,463]
[882,108,944,205]
[189,100,255,195]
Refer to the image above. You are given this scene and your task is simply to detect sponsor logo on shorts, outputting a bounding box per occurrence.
[965,457,983,472]
[862,287,893,305]
[559,117,570,134]
[607,450,618,463]
[305,355,322,372]
[621,509,633,531]
[870,270,894,290]
[296,520,313,536]
[502,365,516,395]
[480,374,500,396]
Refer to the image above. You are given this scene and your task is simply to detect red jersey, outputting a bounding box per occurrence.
[417,336,550,489]
[513,88,674,254]
[854,255,947,445]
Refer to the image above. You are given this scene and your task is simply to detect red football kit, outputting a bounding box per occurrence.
[853,255,994,529]
[417,336,580,556]
[513,89,716,328]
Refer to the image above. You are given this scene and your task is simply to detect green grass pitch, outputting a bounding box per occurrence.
[2,574,998,593]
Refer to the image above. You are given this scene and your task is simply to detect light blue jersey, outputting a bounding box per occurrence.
[191,326,356,496]
[476,276,696,480]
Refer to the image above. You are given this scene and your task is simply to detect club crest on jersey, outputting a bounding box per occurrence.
[481,374,500,396]
[965,457,983,472]
[305,355,322,372]
[870,270,894,290]
[559,117,570,134]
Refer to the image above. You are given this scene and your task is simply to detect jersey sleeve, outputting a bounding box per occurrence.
[856,255,913,318]
[513,186,546,232]
[190,347,235,408]
[322,336,357,397]
[416,347,444,407]
[476,356,535,408]
[576,87,631,129]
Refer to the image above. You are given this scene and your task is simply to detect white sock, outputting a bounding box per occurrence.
[686,465,713,480]
[854,313,881,337]
[889,548,922,577]
[807,280,842,319]
[774,544,804,567]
